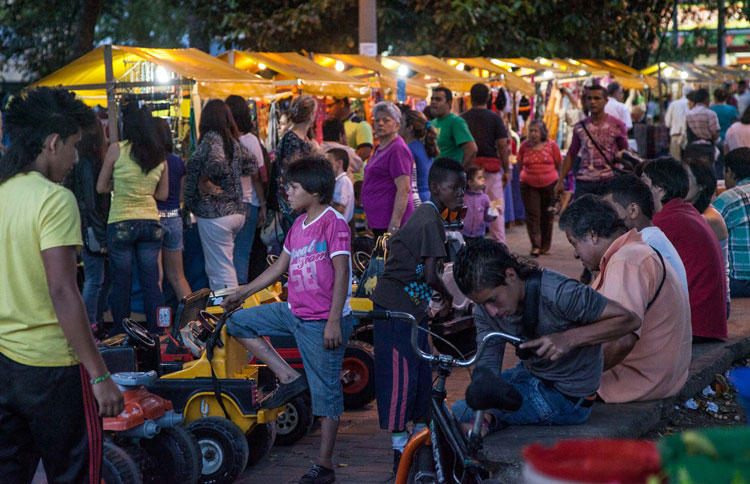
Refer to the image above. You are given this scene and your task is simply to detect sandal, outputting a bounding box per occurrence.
[530,248,541,257]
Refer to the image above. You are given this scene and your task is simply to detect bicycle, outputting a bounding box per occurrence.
[351,309,524,484]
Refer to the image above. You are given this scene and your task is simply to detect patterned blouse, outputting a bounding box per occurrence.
[184,131,257,219]
[269,130,313,215]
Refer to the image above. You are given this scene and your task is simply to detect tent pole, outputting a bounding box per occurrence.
[104,44,119,143]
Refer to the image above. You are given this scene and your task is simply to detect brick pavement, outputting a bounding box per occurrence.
[237,223,576,484]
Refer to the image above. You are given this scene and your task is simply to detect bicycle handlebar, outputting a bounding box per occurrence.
[352,310,523,367]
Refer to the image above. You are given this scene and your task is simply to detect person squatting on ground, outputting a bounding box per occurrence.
[370,158,465,473]
[0,87,124,483]
[560,195,692,403]
[450,239,640,433]
[221,155,352,484]
[96,103,169,335]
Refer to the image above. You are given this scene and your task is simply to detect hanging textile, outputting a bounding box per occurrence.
[265,100,279,152]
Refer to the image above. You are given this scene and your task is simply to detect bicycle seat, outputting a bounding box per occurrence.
[465,366,523,412]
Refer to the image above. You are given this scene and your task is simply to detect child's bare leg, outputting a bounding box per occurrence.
[317,417,340,468]
[235,336,300,383]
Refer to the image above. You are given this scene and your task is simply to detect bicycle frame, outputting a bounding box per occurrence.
[352,310,522,484]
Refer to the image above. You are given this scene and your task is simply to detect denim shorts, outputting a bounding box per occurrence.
[227,302,353,418]
[160,216,184,251]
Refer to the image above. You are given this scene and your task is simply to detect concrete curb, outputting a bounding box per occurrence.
[481,336,750,481]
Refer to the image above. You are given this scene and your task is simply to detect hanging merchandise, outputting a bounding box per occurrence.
[265,100,279,152]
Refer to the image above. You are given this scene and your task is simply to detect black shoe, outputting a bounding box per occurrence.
[393,449,403,475]
[261,376,309,409]
[299,464,335,484]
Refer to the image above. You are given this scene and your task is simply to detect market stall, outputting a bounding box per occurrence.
[384,55,483,94]
[445,57,535,97]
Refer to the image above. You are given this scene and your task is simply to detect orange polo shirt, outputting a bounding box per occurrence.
[593,230,692,403]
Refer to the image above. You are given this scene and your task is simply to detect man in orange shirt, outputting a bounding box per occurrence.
[560,195,692,403]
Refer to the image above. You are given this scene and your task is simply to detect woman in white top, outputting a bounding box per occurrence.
[725,105,750,153]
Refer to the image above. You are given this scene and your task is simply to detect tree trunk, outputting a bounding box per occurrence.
[188,14,210,52]
[73,0,103,58]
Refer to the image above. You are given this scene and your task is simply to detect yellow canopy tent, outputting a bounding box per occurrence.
[446,57,535,97]
[641,62,718,83]
[577,59,657,89]
[31,44,275,105]
[313,53,430,99]
[386,55,482,93]
[218,50,368,98]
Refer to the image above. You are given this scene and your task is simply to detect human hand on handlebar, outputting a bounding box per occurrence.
[220,289,247,312]
[518,332,574,361]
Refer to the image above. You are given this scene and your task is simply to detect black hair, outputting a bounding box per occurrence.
[742,104,750,125]
[559,194,628,239]
[601,174,655,219]
[692,88,710,105]
[470,83,490,106]
[642,156,689,204]
[714,87,727,103]
[725,147,750,181]
[322,118,346,142]
[433,87,453,104]
[121,103,166,174]
[682,157,717,213]
[326,147,349,172]
[454,238,540,295]
[606,82,622,97]
[199,99,239,161]
[225,95,255,134]
[428,157,464,185]
[333,97,350,107]
[466,166,483,183]
[587,84,608,98]
[1,87,95,184]
[154,117,174,153]
[285,155,335,205]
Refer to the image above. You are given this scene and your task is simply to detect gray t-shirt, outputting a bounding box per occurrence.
[474,269,607,397]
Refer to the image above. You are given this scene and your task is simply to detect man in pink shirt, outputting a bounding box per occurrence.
[560,195,692,403]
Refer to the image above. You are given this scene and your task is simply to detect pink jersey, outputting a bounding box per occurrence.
[283,207,352,320]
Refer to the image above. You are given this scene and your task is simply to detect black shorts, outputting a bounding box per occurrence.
[0,352,102,484]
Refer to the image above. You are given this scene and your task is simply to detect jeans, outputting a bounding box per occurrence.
[233,203,260,285]
[227,302,354,418]
[81,250,110,327]
[730,277,750,298]
[451,364,592,432]
[107,219,164,335]
[196,213,246,290]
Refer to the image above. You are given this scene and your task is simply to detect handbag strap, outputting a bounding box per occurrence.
[646,248,667,310]
[579,120,623,174]
[515,269,543,360]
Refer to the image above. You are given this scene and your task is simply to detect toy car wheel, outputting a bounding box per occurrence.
[274,394,313,446]
[245,422,276,466]
[342,340,376,409]
[140,426,201,484]
[187,417,249,484]
[102,440,143,484]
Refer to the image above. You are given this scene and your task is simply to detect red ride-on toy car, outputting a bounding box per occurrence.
[102,371,201,484]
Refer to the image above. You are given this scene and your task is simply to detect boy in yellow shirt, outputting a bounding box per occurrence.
[0,87,123,483]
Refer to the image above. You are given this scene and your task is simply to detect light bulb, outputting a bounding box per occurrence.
[335,60,345,72]
[155,66,170,84]
[258,62,267,71]
[397,65,409,77]
[456,62,465,71]
[664,67,673,77]
[679,71,688,80]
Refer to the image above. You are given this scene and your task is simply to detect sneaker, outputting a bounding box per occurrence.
[393,449,403,475]
[261,375,309,409]
[299,464,335,484]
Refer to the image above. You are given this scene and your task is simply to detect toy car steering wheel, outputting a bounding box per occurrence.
[123,318,157,348]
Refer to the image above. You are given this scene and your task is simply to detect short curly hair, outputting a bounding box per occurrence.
[454,238,540,296]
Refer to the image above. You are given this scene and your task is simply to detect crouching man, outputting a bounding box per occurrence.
[559,195,692,403]
[451,239,640,433]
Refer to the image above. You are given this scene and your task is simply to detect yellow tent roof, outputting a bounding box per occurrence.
[641,62,719,83]
[314,53,430,99]
[577,59,657,89]
[387,55,482,93]
[31,45,274,105]
[448,57,534,96]
[219,50,368,98]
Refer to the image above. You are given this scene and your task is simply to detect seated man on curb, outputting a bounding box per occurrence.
[560,195,692,403]
[713,147,750,298]
[451,239,640,433]
[642,157,727,342]
[600,174,689,295]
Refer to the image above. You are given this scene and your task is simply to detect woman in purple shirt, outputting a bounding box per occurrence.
[362,102,414,237]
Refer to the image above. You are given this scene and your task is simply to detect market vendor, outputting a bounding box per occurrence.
[451,239,640,432]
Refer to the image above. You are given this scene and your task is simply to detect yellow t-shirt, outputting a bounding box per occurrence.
[108,141,164,223]
[0,172,82,366]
